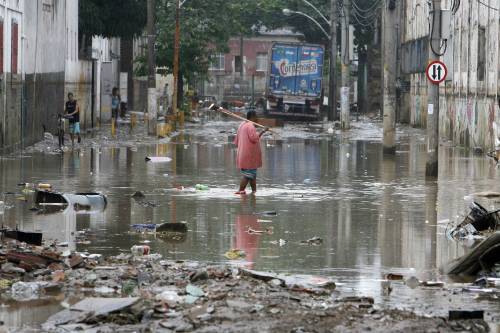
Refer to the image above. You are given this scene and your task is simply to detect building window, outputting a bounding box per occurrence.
[11,20,18,74]
[234,55,242,73]
[477,26,485,82]
[209,53,225,71]
[256,53,268,72]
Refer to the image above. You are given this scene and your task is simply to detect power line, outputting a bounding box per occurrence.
[351,0,382,13]
[478,0,498,11]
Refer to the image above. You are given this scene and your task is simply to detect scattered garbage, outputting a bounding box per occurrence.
[269,239,288,246]
[386,273,404,281]
[35,190,107,213]
[405,276,420,289]
[225,249,246,260]
[130,224,157,233]
[195,184,209,191]
[131,245,151,256]
[449,202,500,240]
[444,232,500,276]
[257,211,278,216]
[145,156,172,163]
[300,237,323,246]
[131,191,145,198]
[247,226,274,235]
[449,310,484,320]
[11,281,43,300]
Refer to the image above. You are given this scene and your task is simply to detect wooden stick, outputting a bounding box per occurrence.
[209,104,278,134]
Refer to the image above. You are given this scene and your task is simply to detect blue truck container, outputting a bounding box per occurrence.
[266,43,324,118]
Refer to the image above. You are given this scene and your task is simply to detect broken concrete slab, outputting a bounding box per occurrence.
[44,297,140,327]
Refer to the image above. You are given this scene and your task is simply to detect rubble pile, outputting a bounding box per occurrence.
[0,239,490,332]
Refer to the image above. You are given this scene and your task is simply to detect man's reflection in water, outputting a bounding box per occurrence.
[234,195,260,268]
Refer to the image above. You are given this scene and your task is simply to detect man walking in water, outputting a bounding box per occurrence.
[65,92,81,145]
[234,111,268,194]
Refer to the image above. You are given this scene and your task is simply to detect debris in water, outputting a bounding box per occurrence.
[449,310,484,320]
[449,202,500,240]
[386,273,404,281]
[269,239,288,246]
[300,237,323,246]
[257,211,278,216]
[444,232,500,276]
[145,156,172,163]
[247,226,274,235]
[195,184,209,191]
[225,249,246,260]
[130,245,151,257]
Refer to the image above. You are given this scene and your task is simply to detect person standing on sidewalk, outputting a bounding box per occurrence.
[111,88,121,122]
[65,92,81,145]
[233,110,268,194]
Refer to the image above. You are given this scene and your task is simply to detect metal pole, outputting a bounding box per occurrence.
[425,0,441,177]
[172,0,181,116]
[340,0,350,129]
[147,0,157,135]
[382,0,398,154]
[328,0,337,121]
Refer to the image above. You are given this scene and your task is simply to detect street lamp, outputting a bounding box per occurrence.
[301,0,330,26]
[282,8,330,40]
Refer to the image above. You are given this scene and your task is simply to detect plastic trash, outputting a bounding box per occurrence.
[145,157,172,163]
[131,245,151,256]
[225,249,246,260]
[195,184,209,191]
[11,281,42,300]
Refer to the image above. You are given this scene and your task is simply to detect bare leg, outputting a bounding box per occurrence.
[250,179,257,193]
[239,177,249,192]
[70,133,74,146]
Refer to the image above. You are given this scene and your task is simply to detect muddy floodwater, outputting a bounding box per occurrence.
[1,120,500,329]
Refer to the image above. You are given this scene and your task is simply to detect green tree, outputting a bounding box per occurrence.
[79,0,147,44]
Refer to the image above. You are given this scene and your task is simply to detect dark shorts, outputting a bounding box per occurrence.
[112,108,119,119]
[241,169,257,180]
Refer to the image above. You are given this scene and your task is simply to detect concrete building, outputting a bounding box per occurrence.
[202,28,304,104]
[402,0,499,149]
[0,0,121,154]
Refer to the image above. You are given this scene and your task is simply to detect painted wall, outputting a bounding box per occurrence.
[403,0,499,150]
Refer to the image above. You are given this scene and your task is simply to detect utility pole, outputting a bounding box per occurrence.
[328,0,337,121]
[172,0,181,116]
[426,0,441,177]
[382,0,398,154]
[147,0,157,135]
[340,0,350,129]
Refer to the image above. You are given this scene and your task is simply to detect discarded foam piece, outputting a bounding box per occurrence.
[145,156,172,163]
[45,297,140,326]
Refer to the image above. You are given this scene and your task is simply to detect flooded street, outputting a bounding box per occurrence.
[1,120,500,329]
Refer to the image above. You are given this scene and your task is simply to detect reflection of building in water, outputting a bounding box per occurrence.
[33,208,77,251]
[0,299,62,330]
[234,214,261,269]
